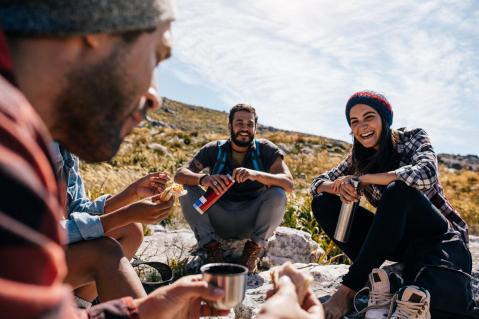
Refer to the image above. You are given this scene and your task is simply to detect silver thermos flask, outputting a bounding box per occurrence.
[334,177,360,243]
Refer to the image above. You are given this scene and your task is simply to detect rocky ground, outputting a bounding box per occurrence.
[136,227,478,319]
[438,153,479,171]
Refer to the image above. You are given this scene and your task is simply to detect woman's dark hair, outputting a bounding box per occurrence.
[351,116,399,175]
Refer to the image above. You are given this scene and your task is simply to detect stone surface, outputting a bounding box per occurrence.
[470,235,479,299]
[137,229,479,319]
[235,263,349,319]
[438,153,479,171]
[137,226,324,273]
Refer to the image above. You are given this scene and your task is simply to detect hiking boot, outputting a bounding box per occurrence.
[205,240,224,263]
[388,286,431,319]
[239,240,261,272]
[355,268,403,319]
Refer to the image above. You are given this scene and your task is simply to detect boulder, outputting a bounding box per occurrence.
[234,263,349,319]
[137,226,324,272]
[137,229,478,319]
[261,227,324,267]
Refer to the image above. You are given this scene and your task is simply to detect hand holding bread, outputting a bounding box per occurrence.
[258,262,323,319]
[269,262,313,305]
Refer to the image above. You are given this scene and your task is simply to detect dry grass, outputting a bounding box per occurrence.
[80,98,479,263]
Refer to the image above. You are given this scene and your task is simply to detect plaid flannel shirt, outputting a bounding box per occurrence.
[310,127,469,243]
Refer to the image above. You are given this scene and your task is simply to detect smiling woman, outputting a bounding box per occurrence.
[309,90,473,319]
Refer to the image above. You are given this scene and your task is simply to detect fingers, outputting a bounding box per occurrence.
[302,289,322,311]
[136,172,170,198]
[174,277,224,301]
[276,276,298,298]
[265,289,276,300]
[331,177,346,194]
[208,175,230,194]
[233,168,253,183]
[331,180,340,193]
[199,305,230,317]
[141,197,174,223]
[150,175,169,188]
[152,192,175,204]
[234,169,248,183]
[340,183,359,203]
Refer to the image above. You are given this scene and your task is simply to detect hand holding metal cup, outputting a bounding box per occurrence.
[201,263,248,310]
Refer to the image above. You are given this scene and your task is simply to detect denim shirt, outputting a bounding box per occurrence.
[52,142,109,244]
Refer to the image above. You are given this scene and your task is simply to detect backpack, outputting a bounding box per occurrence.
[404,236,478,318]
[211,139,264,175]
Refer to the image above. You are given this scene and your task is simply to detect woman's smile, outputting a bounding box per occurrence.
[349,104,383,150]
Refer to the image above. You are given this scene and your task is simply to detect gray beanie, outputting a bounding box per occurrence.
[0,0,176,36]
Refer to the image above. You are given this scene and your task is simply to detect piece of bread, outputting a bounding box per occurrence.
[159,184,187,201]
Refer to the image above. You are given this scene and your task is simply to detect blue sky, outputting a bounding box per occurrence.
[155,0,479,155]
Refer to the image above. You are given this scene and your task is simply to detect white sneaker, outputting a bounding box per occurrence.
[364,268,394,319]
[354,268,396,319]
[388,286,431,319]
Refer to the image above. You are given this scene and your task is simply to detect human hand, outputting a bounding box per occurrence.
[259,275,324,319]
[202,174,231,194]
[338,176,360,204]
[131,172,169,200]
[322,285,355,319]
[125,196,174,224]
[134,274,230,319]
[232,167,259,183]
[331,176,350,194]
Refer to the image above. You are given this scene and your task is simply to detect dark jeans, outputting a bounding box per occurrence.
[311,181,462,291]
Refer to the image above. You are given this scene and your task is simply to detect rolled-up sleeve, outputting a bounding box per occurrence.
[64,152,111,215]
[310,155,352,196]
[61,213,104,244]
[68,194,111,216]
[394,129,438,190]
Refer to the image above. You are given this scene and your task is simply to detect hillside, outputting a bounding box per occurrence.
[80,98,479,255]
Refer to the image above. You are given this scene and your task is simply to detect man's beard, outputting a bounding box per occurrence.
[230,128,254,147]
[52,48,141,162]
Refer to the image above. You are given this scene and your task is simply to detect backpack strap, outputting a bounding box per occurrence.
[212,139,265,174]
[250,139,264,172]
[212,140,228,175]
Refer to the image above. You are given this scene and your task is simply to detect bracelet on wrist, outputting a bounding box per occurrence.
[198,174,208,186]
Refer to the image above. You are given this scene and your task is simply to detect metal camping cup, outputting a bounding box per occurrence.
[200,263,248,310]
[334,177,360,243]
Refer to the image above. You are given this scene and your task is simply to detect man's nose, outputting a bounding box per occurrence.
[145,87,161,112]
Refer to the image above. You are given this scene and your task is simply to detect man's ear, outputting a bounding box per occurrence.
[228,122,232,130]
[83,33,110,49]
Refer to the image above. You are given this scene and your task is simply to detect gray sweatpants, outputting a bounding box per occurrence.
[180,185,287,248]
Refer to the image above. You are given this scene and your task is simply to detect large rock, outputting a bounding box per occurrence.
[235,263,349,319]
[261,227,324,267]
[137,226,324,273]
[470,235,479,298]
[137,229,479,319]
[438,153,479,171]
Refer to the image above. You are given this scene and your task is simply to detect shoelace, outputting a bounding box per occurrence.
[386,294,427,319]
[354,286,393,315]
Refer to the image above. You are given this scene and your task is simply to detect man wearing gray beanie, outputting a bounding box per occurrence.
[0,1,231,318]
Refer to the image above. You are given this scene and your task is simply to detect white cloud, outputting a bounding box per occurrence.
[163,0,479,154]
